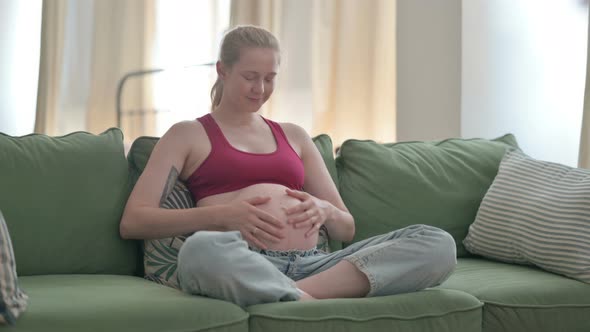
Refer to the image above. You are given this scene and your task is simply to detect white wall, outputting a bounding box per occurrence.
[462,0,588,166]
[0,0,43,136]
[396,0,462,142]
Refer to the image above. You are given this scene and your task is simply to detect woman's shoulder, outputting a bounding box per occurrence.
[154,119,209,156]
[275,121,310,141]
[153,118,211,179]
[273,121,314,159]
[163,119,206,141]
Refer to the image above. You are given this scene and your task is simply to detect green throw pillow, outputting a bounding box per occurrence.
[464,150,590,283]
[336,134,519,257]
[0,211,28,325]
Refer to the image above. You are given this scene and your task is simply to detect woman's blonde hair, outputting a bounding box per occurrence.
[210,25,281,110]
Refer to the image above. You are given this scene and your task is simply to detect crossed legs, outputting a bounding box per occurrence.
[296,224,457,300]
[177,225,456,306]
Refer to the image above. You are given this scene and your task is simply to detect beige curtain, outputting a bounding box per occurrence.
[229,0,396,147]
[581,83,590,168]
[35,0,155,139]
[35,0,67,136]
[87,0,155,138]
[230,0,283,119]
[230,0,282,31]
[312,0,396,146]
[579,4,590,168]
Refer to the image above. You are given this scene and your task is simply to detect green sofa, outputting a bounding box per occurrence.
[1,128,589,332]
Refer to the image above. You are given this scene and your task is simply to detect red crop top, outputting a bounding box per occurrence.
[186,113,305,202]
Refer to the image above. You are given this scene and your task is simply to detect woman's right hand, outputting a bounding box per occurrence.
[224,196,285,249]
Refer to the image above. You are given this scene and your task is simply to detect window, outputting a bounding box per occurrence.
[462,0,588,166]
[151,0,230,136]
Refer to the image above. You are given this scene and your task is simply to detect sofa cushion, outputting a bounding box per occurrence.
[128,134,340,253]
[463,150,590,283]
[335,134,518,256]
[127,136,158,185]
[15,275,248,332]
[247,288,483,332]
[439,258,590,332]
[127,134,338,187]
[0,129,136,276]
[310,134,341,251]
[128,134,339,190]
[311,134,339,189]
[0,211,28,325]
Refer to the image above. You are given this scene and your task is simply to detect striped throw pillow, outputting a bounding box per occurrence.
[463,150,590,283]
[0,211,28,324]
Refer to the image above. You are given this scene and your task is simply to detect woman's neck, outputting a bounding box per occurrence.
[211,105,261,128]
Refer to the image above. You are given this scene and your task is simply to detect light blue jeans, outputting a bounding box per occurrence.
[177,224,456,307]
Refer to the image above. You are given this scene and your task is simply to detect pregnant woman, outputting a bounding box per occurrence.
[120,25,457,307]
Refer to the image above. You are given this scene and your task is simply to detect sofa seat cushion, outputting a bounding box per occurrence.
[247,289,482,332]
[439,258,590,332]
[13,275,248,332]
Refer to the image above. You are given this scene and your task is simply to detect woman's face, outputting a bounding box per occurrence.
[220,47,279,112]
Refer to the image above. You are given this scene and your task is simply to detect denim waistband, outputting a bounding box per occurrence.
[249,246,319,257]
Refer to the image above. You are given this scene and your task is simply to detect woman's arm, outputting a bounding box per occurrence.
[120,121,285,247]
[282,124,355,242]
[120,121,221,239]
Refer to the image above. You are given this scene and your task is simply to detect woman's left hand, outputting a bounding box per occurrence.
[284,188,332,238]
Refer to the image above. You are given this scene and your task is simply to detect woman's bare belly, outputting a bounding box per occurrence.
[196,183,318,251]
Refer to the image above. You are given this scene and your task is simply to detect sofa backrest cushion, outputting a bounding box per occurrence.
[128,134,339,189]
[335,134,519,257]
[128,133,341,252]
[0,129,137,276]
[311,134,339,190]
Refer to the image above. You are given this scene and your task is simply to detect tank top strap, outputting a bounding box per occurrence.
[197,113,226,150]
[261,117,290,149]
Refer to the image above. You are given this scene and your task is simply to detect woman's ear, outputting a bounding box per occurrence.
[216,61,226,80]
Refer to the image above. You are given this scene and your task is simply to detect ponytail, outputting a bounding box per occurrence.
[210,77,223,110]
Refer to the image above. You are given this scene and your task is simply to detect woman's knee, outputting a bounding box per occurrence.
[177,231,244,282]
[424,227,457,281]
